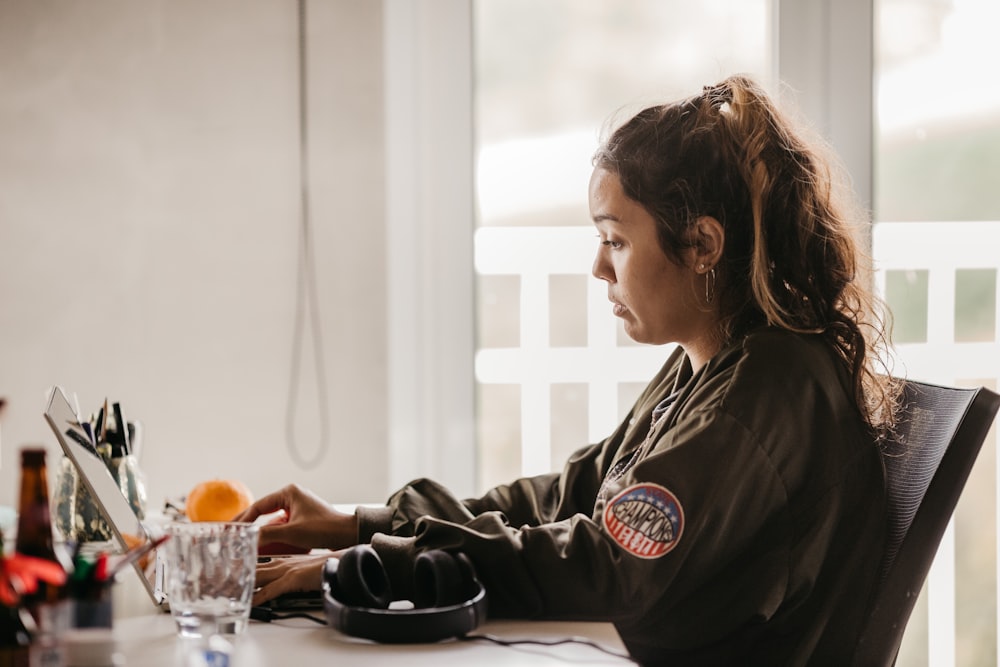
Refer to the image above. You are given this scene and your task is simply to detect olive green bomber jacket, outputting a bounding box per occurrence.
[355,328,887,665]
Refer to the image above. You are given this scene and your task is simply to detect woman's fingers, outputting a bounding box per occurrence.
[252,555,329,606]
[235,485,302,523]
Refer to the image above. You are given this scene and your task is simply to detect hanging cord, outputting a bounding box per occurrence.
[285,0,330,468]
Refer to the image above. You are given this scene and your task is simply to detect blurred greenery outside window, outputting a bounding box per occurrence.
[876,0,1000,345]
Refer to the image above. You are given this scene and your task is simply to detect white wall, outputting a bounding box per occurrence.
[0,1,391,509]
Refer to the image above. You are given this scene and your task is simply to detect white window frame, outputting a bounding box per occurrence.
[383,0,476,497]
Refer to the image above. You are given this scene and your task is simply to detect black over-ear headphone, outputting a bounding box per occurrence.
[322,544,488,643]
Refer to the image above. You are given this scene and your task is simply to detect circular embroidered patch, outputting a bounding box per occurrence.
[603,483,684,558]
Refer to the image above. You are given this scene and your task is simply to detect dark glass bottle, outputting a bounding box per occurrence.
[1,527,31,667]
[0,602,31,667]
[14,449,65,579]
[14,448,68,666]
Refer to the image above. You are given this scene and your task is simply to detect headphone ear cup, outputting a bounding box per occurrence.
[452,551,479,587]
[412,550,470,608]
[336,544,393,609]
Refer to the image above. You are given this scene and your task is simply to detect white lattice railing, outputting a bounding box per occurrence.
[874,221,1000,385]
[474,226,673,476]
[475,221,1000,665]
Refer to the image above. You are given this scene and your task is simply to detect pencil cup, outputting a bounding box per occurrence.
[72,584,113,628]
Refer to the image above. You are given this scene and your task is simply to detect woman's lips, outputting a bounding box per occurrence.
[612,301,627,316]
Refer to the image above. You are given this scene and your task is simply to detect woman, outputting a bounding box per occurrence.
[237,74,899,664]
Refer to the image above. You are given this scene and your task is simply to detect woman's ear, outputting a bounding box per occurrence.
[692,216,725,270]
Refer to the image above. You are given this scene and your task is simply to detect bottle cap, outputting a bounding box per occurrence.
[20,448,47,465]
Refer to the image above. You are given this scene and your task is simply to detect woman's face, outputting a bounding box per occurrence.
[589,167,715,354]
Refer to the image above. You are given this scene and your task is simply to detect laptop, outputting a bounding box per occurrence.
[44,386,322,614]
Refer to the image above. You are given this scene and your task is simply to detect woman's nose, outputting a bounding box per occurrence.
[592,249,612,283]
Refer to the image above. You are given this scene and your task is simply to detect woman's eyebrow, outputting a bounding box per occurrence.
[592,213,621,224]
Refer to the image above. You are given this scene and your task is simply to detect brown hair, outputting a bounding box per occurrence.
[593,74,899,437]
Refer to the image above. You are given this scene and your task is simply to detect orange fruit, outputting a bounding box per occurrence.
[186,479,254,522]
[121,532,155,571]
[121,532,144,550]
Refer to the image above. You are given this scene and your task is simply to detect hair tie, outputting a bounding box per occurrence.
[702,82,733,112]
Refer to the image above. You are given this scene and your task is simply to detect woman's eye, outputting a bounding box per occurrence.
[595,233,622,249]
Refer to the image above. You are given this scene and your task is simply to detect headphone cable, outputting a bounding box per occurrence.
[251,607,632,661]
[250,607,327,625]
[461,633,633,661]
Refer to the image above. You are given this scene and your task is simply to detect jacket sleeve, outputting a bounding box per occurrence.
[354,423,625,547]
[361,436,612,538]
[356,349,685,544]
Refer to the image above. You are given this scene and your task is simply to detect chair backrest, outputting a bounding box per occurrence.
[853,380,1000,666]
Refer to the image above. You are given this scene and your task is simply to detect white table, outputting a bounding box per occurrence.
[105,568,632,665]
[110,612,633,666]
[99,540,632,665]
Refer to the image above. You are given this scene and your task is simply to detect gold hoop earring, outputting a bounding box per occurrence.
[705,268,717,305]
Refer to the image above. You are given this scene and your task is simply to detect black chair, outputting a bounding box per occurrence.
[853,380,1000,666]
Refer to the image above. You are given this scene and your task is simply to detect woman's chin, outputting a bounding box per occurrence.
[621,322,647,344]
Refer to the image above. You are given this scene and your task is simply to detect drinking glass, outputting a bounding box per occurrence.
[164,522,258,637]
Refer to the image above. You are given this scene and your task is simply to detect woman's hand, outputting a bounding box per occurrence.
[252,554,331,607]
[234,484,358,552]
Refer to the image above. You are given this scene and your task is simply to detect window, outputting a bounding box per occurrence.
[388,4,998,661]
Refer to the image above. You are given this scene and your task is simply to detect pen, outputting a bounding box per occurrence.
[69,553,97,600]
[65,427,99,456]
[94,405,105,445]
[113,402,131,455]
[81,420,95,446]
[108,534,169,579]
[94,552,109,583]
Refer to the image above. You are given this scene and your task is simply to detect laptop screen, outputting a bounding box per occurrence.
[44,386,167,607]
